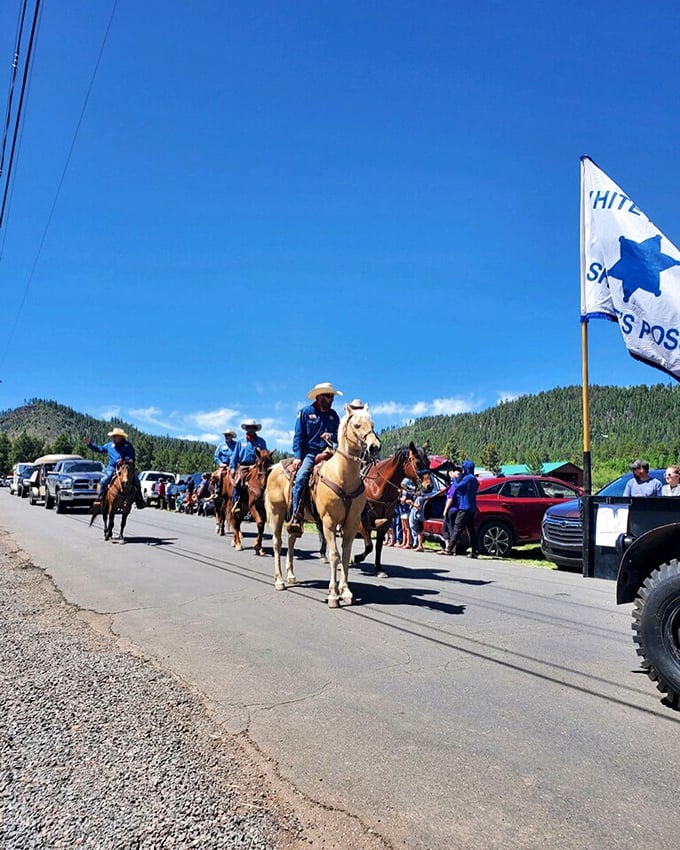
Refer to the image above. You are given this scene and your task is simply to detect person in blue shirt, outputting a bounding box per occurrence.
[441,459,479,557]
[230,419,268,515]
[83,427,145,509]
[287,381,343,534]
[214,429,237,499]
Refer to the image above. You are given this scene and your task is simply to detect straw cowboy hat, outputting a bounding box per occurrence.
[348,398,366,409]
[307,382,343,400]
[223,429,237,438]
[107,427,128,439]
[241,419,262,431]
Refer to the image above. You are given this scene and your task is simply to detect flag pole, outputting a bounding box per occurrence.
[580,156,592,495]
[581,320,592,494]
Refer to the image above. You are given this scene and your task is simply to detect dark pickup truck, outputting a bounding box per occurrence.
[45,459,104,513]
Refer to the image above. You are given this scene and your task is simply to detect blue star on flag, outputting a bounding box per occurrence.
[608,234,680,303]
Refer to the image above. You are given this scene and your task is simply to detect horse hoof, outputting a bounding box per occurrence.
[327,596,340,608]
[235,544,242,551]
[286,575,297,586]
[376,570,388,579]
[275,580,286,591]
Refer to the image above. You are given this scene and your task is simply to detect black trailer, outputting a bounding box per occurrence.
[583,494,680,706]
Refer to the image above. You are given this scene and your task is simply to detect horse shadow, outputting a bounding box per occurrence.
[357,563,494,587]
[297,579,466,616]
[110,536,178,546]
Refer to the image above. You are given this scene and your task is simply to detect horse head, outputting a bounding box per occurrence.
[115,458,135,487]
[254,449,274,490]
[340,402,381,460]
[405,442,430,485]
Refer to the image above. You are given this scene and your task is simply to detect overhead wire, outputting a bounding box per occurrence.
[0,0,118,373]
[0,0,29,185]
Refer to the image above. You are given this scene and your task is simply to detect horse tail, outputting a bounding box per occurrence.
[89,501,101,526]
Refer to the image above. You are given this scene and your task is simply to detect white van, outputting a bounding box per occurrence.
[10,462,34,496]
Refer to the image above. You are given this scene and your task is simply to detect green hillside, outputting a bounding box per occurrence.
[378,383,680,488]
[0,399,215,475]
[2,386,679,488]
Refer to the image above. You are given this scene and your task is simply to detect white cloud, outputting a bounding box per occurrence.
[98,406,121,420]
[128,406,180,432]
[179,433,221,443]
[497,391,520,404]
[190,408,241,431]
[372,396,478,419]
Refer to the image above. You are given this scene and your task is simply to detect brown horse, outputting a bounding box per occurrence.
[216,450,273,554]
[353,443,430,578]
[265,403,381,607]
[89,459,136,542]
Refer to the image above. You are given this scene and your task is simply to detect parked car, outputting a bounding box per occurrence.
[541,469,666,570]
[27,455,83,506]
[14,464,36,498]
[11,462,35,496]
[421,475,584,557]
[45,458,104,512]
[138,470,177,505]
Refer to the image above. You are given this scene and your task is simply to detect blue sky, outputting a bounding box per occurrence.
[0,1,679,451]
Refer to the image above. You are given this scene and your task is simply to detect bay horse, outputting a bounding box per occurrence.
[265,402,381,607]
[215,449,273,554]
[353,443,430,578]
[89,459,136,543]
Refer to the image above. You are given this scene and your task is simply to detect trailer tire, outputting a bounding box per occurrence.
[632,559,680,708]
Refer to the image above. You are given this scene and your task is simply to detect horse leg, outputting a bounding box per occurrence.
[271,507,287,590]
[352,521,373,566]
[250,504,265,556]
[232,516,242,550]
[322,517,341,608]
[339,531,356,605]
[118,508,129,543]
[374,528,389,579]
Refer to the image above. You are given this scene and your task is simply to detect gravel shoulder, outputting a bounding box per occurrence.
[0,529,389,850]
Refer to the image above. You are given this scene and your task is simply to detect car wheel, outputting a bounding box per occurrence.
[56,492,66,514]
[45,490,54,509]
[28,489,36,506]
[478,520,513,557]
[632,559,680,708]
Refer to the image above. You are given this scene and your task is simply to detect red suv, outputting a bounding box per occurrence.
[421,475,584,557]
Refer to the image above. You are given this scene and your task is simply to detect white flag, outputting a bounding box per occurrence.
[581,156,680,379]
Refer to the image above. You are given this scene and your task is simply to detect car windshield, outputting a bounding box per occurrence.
[62,461,103,473]
[597,469,665,496]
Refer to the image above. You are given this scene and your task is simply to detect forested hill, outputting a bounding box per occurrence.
[2,386,680,483]
[0,399,215,474]
[379,383,680,484]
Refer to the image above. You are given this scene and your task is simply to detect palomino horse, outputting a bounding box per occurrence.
[89,459,136,542]
[265,403,381,607]
[214,450,273,554]
[353,443,430,578]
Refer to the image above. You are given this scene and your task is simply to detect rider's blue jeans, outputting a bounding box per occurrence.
[291,453,316,516]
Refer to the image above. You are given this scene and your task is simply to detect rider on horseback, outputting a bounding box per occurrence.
[287,382,343,534]
[230,419,268,515]
[214,429,237,499]
[83,428,145,509]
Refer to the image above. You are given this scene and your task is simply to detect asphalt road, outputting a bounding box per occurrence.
[2,489,679,850]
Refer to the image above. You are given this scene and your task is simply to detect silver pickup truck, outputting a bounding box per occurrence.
[45,459,104,513]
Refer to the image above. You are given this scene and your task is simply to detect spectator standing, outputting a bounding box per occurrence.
[438,468,462,555]
[623,459,663,497]
[411,472,436,552]
[156,478,167,511]
[662,466,680,496]
[441,460,479,557]
[398,478,415,549]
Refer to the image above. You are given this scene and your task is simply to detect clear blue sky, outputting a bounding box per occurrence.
[0,1,678,450]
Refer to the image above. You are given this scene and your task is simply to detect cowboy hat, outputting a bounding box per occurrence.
[348,398,365,409]
[107,427,128,439]
[241,419,262,431]
[223,429,237,438]
[307,382,343,400]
